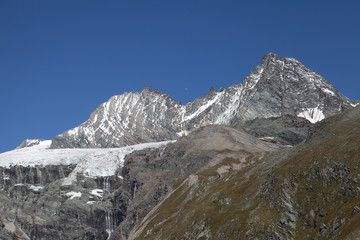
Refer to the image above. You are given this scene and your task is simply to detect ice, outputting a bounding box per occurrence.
[0,140,175,182]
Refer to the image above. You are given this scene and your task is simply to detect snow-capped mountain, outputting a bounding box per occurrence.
[51,53,359,148]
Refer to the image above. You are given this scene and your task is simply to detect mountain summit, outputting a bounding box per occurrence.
[51,53,358,148]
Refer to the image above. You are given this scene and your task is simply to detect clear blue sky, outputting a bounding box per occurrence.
[1,0,360,153]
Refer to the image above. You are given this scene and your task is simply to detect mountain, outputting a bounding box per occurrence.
[128,105,360,240]
[2,104,360,239]
[0,124,283,240]
[1,53,359,240]
[51,53,359,149]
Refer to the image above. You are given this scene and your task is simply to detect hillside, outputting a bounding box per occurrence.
[130,105,360,240]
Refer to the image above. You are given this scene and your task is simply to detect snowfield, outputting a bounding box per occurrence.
[0,140,174,180]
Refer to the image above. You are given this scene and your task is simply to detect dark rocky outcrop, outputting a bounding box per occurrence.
[234,115,314,146]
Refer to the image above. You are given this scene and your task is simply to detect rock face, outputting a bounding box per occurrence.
[51,53,359,148]
[234,115,314,146]
[0,165,125,240]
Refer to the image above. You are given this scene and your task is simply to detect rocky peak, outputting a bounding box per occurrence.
[51,53,359,149]
[260,52,283,64]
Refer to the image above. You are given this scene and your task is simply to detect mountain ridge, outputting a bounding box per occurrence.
[50,53,359,149]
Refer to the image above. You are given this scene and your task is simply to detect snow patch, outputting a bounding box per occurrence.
[30,185,43,191]
[90,189,104,198]
[322,88,335,96]
[259,136,275,140]
[297,107,325,123]
[67,127,79,136]
[177,130,190,137]
[65,191,82,200]
[351,103,359,107]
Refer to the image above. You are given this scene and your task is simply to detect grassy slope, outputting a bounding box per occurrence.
[133,106,360,240]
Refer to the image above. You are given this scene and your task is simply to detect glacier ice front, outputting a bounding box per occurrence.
[0,140,175,180]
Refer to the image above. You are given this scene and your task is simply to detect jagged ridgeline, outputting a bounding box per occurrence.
[0,53,359,240]
[51,53,358,149]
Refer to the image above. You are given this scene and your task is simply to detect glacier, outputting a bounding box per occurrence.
[0,140,175,182]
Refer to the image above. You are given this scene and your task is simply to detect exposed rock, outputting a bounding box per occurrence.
[0,165,124,240]
[234,115,313,146]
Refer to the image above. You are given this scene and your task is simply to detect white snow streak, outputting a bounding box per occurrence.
[29,185,43,191]
[297,107,325,123]
[183,93,221,122]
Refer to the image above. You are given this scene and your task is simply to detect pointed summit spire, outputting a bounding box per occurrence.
[260,52,283,63]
